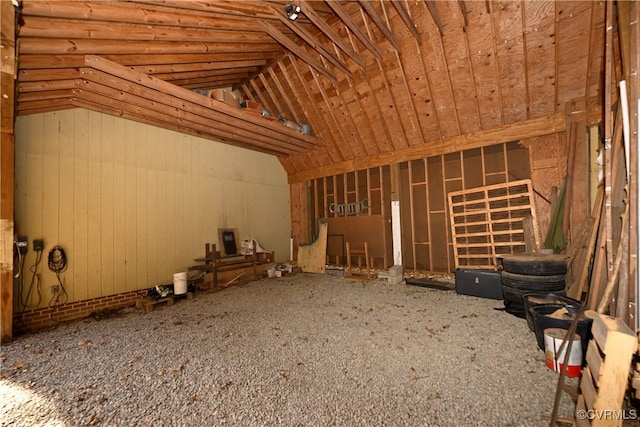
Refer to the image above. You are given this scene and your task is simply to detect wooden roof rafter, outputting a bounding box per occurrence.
[19,52,280,69]
[273,11,352,76]
[391,0,422,44]
[71,95,294,156]
[425,0,445,35]
[259,20,336,82]
[372,0,416,151]
[19,16,273,43]
[255,74,282,117]
[266,67,302,123]
[133,60,267,74]
[344,27,394,154]
[324,0,383,61]
[458,1,469,28]
[357,0,401,52]
[20,38,282,55]
[21,1,271,30]
[280,55,342,166]
[129,0,278,20]
[299,0,366,69]
[307,60,355,161]
[73,73,304,154]
[318,52,370,158]
[77,54,317,155]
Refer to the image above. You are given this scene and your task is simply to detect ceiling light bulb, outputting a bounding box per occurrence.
[286,3,301,21]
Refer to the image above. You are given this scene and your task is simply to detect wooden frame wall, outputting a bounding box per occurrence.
[305,141,532,274]
[310,166,391,268]
[399,141,530,273]
[1,1,16,343]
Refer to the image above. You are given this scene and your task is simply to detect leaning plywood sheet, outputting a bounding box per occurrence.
[323,215,387,266]
[448,179,540,269]
[297,220,328,274]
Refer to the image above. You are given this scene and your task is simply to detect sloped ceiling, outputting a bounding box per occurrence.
[15,1,605,177]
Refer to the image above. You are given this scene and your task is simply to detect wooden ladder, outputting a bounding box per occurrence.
[345,242,371,279]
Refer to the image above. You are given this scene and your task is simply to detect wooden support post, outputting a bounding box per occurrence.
[617,0,638,330]
[1,1,16,344]
[603,0,614,276]
[390,163,402,267]
[597,202,629,314]
[568,186,604,300]
[289,181,309,264]
[563,99,589,249]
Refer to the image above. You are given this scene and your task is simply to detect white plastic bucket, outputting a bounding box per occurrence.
[267,268,276,278]
[544,328,582,377]
[173,272,188,295]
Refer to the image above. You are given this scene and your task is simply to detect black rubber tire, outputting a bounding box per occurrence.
[503,300,526,318]
[501,271,566,314]
[502,283,566,303]
[502,284,527,305]
[500,271,566,291]
[500,254,567,276]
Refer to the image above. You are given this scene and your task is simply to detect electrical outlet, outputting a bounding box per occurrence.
[33,239,44,252]
[51,285,59,293]
[16,236,28,255]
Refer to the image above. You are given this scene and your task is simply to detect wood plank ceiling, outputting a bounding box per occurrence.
[14,0,605,177]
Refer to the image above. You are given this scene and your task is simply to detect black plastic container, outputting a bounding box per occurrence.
[529,303,593,355]
[522,293,579,332]
[454,268,503,300]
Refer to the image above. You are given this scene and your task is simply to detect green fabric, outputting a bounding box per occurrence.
[544,178,567,253]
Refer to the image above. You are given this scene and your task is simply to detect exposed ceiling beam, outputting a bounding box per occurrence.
[22,0,267,30]
[82,55,317,149]
[258,20,336,82]
[255,75,281,117]
[391,1,422,44]
[281,56,341,164]
[19,16,272,43]
[18,53,279,69]
[136,60,266,74]
[357,0,401,52]
[19,38,282,55]
[324,0,383,60]
[458,0,469,28]
[129,0,277,20]
[426,1,444,35]
[287,54,342,164]
[70,97,288,156]
[168,75,254,88]
[74,73,306,154]
[274,12,351,76]
[18,99,76,116]
[298,0,366,69]
[18,79,77,94]
[267,67,301,123]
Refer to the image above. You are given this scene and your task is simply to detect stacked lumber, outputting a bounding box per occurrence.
[576,313,637,427]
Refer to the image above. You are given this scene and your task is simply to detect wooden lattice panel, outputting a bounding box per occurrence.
[448,179,540,269]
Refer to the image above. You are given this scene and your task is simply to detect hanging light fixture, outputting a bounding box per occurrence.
[285,3,301,21]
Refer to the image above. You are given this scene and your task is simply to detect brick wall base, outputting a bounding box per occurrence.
[13,289,149,335]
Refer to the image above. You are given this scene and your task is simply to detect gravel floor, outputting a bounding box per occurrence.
[1,273,576,426]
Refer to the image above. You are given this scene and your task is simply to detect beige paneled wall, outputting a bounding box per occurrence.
[14,109,290,311]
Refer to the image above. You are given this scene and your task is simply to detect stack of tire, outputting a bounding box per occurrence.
[499,253,568,318]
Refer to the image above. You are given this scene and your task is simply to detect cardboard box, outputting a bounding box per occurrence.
[454,268,503,300]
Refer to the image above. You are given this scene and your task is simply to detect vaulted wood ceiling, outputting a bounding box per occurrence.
[14,1,605,178]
